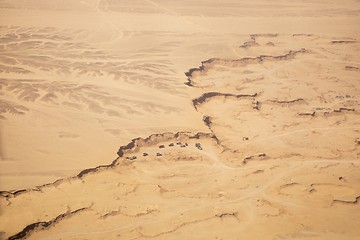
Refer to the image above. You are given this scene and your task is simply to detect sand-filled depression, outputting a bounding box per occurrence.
[0,0,360,239]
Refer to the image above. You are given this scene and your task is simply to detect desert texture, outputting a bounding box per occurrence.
[1,0,360,239]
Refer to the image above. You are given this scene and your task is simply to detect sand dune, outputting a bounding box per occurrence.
[1,0,360,239]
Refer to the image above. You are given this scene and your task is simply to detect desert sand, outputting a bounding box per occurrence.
[1,0,360,239]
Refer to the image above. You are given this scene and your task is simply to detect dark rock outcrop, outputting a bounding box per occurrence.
[8,207,88,240]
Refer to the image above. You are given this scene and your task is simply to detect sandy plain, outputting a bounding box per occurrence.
[0,0,360,239]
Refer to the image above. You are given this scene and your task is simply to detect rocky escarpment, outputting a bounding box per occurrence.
[239,34,278,48]
[296,107,358,117]
[201,115,221,144]
[331,40,356,44]
[191,92,258,142]
[0,132,217,199]
[78,131,217,177]
[243,153,268,164]
[268,98,305,105]
[332,196,360,205]
[116,131,217,157]
[0,157,119,198]
[8,207,89,240]
[192,92,258,110]
[184,49,307,86]
[333,107,355,113]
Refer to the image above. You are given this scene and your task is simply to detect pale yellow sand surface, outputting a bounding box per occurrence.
[0,0,360,239]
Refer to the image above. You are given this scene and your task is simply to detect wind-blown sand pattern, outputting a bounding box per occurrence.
[1,0,360,239]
